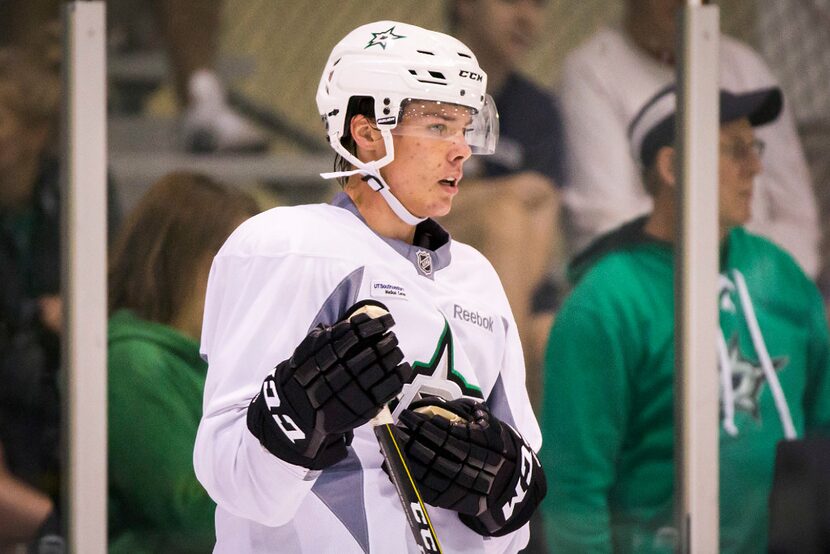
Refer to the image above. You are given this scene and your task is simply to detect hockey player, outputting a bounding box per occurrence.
[193,21,546,553]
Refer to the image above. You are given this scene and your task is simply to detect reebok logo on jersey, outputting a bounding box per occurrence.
[371,280,408,300]
[453,304,493,332]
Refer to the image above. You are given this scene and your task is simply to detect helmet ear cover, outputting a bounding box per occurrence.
[340,96,376,155]
[333,96,376,181]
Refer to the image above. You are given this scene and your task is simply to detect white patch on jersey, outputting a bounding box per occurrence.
[370,280,408,300]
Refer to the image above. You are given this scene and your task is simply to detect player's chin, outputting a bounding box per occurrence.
[426,198,454,219]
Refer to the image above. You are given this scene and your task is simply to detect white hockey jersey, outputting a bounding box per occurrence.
[194,193,542,553]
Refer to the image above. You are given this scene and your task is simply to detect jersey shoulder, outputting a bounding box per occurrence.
[449,239,499,277]
[217,203,371,262]
[718,33,776,85]
[447,239,512,307]
[571,244,670,307]
[730,227,809,282]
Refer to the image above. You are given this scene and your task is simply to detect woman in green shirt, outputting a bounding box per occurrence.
[107,172,258,553]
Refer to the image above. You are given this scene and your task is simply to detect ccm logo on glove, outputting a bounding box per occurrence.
[262,378,305,443]
[391,397,546,537]
[247,300,412,470]
[503,443,533,520]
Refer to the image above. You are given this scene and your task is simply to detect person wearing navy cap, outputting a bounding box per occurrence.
[539,85,830,553]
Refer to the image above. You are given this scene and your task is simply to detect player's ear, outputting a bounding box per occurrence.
[654,146,677,189]
[351,114,383,154]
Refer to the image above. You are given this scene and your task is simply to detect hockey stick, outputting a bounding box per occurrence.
[349,304,443,554]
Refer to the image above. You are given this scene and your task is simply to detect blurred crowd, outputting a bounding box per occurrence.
[0,0,828,552]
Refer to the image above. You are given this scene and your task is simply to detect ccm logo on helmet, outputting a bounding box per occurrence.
[459,70,483,82]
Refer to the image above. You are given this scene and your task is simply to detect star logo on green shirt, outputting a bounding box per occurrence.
[723,334,788,420]
[365,26,406,50]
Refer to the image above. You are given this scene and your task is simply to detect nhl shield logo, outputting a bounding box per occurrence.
[416,250,433,276]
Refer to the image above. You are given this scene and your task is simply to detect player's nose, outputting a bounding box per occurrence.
[448,134,472,163]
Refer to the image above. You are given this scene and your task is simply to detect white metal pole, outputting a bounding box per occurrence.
[62,2,108,552]
[675,4,720,554]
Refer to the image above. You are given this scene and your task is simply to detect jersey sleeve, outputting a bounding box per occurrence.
[498,300,542,451]
[539,298,633,553]
[193,239,361,527]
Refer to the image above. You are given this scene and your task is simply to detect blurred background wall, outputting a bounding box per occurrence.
[148,0,760,154]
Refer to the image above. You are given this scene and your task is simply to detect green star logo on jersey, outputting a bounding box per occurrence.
[365,26,406,50]
[723,334,788,420]
[409,318,483,399]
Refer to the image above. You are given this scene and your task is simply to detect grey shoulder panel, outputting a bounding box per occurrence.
[308,266,366,331]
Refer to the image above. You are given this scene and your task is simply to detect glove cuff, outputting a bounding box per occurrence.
[460,427,547,537]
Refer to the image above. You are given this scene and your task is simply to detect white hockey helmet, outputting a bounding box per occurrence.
[317,20,498,225]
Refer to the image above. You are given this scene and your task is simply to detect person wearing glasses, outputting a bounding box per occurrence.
[539,85,830,553]
[557,0,820,280]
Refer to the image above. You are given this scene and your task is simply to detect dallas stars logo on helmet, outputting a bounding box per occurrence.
[365,26,406,50]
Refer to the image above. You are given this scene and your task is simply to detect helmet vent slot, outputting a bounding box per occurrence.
[406,68,448,86]
[417,50,435,56]
[457,52,472,59]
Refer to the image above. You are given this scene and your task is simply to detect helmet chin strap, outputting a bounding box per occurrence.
[320,129,426,227]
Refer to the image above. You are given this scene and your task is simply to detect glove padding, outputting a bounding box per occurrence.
[248,300,412,470]
[394,397,546,537]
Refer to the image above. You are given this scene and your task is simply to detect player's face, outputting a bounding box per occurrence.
[460,0,546,68]
[380,101,474,218]
[718,118,762,231]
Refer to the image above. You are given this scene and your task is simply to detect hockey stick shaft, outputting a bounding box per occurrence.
[349,304,442,553]
[372,406,443,553]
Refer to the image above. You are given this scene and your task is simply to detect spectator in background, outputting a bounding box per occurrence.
[147,0,269,153]
[441,0,567,406]
[0,443,57,551]
[0,44,121,554]
[107,172,259,553]
[0,47,64,551]
[558,0,820,279]
[755,0,830,318]
[0,0,268,153]
[540,85,830,552]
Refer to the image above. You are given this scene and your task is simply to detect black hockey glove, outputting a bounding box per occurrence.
[393,397,546,537]
[247,300,412,470]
